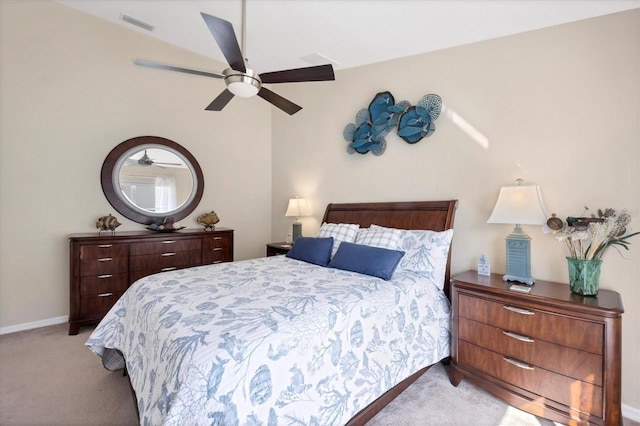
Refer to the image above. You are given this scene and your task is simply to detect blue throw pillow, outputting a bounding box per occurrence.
[285,237,334,266]
[328,242,405,280]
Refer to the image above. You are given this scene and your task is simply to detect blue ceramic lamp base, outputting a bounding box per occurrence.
[503,225,535,285]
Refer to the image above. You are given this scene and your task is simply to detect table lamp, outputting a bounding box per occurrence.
[487,179,547,285]
[285,196,310,242]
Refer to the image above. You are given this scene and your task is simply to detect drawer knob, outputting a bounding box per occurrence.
[97,292,113,297]
[503,357,534,370]
[97,257,112,262]
[503,331,535,343]
[161,252,176,257]
[503,305,534,315]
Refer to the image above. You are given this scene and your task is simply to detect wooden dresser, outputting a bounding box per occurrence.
[69,228,233,335]
[450,271,623,426]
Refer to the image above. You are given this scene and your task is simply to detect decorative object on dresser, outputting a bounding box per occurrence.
[487,178,548,285]
[146,216,185,232]
[544,208,639,296]
[196,210,220,230]
[450,270,624,426]
[101,136,204,225]
[284,196,310,241]
[68,228,233,335]
[265,242,292,257]
[95,214,121,235]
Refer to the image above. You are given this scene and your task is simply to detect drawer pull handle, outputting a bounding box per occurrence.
[98,244,113,248]
[212,261,222,264]
[503,305,534,315]
[503,331,535,343]
[97,292,113,297]
[503,357,534,370]
[213,248,223,251]
[213,237,222,240]
[97,257,112,262]
[97,274,113,279]
[161,267,177,271]
[162,240,176,244]
[161,252,176,257]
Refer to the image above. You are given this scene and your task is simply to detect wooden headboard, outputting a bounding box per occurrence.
[322,200,458,296]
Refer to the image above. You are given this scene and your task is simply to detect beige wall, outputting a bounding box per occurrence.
[272,9,640,413]
[0,1,272,327]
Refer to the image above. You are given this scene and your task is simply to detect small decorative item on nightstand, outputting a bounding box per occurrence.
[477,254,491,276]
[266,242,292,257]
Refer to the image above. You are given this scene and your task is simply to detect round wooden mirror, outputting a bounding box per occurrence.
[101,136,204,224]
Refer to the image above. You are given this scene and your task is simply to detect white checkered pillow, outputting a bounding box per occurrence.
[317,223,359,258]
[370,225,454,290]
[355,228,402,250]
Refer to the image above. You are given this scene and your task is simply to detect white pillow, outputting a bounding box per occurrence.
[316,223,360,258]
[370,224,453,289]
[355,227,402,250]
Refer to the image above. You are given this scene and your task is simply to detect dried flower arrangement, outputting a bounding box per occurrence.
[545,208,639,260]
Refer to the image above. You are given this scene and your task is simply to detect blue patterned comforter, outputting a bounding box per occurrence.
[87,255,451,426]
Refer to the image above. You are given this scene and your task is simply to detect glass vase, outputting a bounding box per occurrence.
[566,257,602,296]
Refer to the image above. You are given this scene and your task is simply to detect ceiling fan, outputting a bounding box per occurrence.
[133,0,335,115]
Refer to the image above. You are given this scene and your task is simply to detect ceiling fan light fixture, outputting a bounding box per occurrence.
[223,68,261,98]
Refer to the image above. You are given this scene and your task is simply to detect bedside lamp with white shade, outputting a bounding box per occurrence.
[487,179,547,285]
[285,197,310,242]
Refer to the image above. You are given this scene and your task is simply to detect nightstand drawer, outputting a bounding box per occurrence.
[459,318,602,385]
[459,341,603,417]
[458,293,603,354]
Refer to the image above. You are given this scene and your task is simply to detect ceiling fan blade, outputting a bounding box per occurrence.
[133,59,224,79]
[200,13,246,73]
[260,64,335,84]
[258,87,302,115]
[205,89,235,111]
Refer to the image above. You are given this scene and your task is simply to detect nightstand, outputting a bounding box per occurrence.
[266,242,292,257]
[449,271,624,426]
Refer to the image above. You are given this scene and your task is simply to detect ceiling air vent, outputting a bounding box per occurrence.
[121,14,155,32]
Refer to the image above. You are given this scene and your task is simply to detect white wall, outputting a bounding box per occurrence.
[272,9,640,412]
[0,0,272,328]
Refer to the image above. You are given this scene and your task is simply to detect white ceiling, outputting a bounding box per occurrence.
[56,0,639,74]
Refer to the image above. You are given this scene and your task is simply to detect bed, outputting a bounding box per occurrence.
[87,200,458,425]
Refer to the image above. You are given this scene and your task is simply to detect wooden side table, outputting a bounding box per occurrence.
[266,242,292,257]
[449,270,624,426]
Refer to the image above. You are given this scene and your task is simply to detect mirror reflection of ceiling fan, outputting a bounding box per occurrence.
[133,0,335,115]
[124,150,183,168]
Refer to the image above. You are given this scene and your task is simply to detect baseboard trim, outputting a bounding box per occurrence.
[0,315,68,335]
[623,403,640,422]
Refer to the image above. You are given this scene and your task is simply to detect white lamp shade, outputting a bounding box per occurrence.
[285,198,310,218]
[487,184,547,225]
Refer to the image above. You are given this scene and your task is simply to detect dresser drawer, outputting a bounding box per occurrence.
[459,340,603,417]
[459,318,602,385]
[202,234,232,264]
[129,238,201,256]
[80,256,128,276]
[80,291,124,316]
[80,243,127,259]
[458,293,603,354]
[80,273,128,296]
[130,250,202,272]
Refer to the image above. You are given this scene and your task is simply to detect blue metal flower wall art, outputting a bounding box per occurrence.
[343,92,442,155]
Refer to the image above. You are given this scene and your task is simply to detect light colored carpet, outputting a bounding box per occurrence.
[1,323,637,425]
